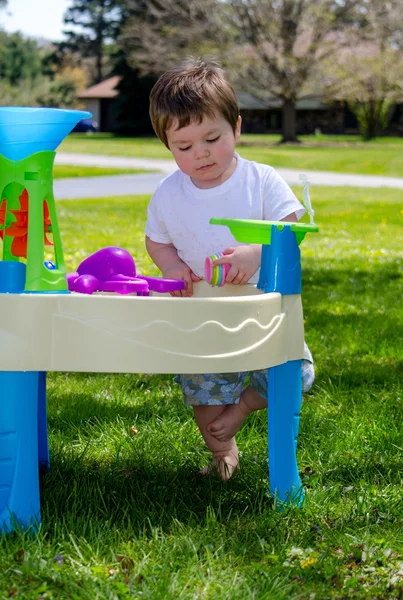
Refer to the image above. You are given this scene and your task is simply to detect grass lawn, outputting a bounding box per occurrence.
[53,165,150,179]
[1,187,403,599]
[59,133,403,177]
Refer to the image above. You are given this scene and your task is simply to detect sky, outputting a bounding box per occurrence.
[1,0,70,41]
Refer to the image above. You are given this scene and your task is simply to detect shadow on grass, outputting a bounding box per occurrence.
[47,392,185,431]
[40,449,272,536]
[321,456,403,488]
[47,373,187,432]
[44,377,273,536]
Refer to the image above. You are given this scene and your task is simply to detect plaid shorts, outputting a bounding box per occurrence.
[175,345,315,407]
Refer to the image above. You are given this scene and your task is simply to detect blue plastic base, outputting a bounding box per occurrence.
[267,360,305,506]
[38,372,49,471]
[0,261,26,293]
[0,372,41,533]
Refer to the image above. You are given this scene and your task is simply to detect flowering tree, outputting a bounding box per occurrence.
[322,0,403,139]
[323,45,403,139]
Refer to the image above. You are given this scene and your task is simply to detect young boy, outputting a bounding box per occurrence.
[145,58,314,480]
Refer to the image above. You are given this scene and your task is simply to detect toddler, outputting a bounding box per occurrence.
[145,58,314,480]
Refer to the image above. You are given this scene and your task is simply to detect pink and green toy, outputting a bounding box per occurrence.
[204,252,231,286]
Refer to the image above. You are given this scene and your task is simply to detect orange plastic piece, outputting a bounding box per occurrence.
[0,190,53,258]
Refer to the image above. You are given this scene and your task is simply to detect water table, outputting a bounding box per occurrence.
[0,107,318,532]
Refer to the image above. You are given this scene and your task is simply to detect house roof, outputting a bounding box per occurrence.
[295,96,329,110]
[77,77,329,111]
[236,91,269,110]
[77,76,121,99]
[238,91,329,111]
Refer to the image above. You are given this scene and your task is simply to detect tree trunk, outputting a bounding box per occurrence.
[359,101,377,141]
[280,98,300,143]
[96,50,103,84]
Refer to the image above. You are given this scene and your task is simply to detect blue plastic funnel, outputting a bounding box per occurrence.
[0,107,92,161]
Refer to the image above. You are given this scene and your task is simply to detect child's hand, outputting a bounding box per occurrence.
[212,245,261,285]
[163,263,201,297]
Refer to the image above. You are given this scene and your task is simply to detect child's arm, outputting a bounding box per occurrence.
[281,212,298,223]
[145,236,201,297]
[212,212,298,285]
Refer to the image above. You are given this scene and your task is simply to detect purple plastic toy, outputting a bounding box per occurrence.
[67,247,185,295]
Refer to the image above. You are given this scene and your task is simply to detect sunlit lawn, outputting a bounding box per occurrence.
[53,165,149,179]
[59,133,403,177]
[1,186,402,599]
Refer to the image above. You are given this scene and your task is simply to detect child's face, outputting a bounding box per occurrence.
[166,114,241,189]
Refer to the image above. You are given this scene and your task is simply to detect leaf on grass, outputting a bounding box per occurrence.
[117,554,135,572]
[266,554,280,564]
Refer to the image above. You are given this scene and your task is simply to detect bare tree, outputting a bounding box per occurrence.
[122,0,364,142]
[121,0,224,76]
[221,0,365,142]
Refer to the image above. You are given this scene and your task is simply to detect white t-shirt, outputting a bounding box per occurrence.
[145,154,305,284]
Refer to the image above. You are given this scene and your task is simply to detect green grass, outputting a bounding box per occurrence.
[59,133,403,177]
[60,133,173,160]
[1,188,403,599]
[53,165,149,179]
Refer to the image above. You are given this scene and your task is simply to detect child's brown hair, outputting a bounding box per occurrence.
[149,57,239,148]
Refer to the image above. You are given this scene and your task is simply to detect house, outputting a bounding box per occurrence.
[77,76,403,136]
[77,76,121,132]
[237,91,346,135]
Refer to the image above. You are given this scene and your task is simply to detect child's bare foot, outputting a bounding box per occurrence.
[198,453,239,481]
[208,386,268,441]
[192,405,240,480]
[207,404,248,442]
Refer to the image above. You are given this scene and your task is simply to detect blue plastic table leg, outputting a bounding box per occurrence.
[38,372,49,471]
[0,372,41,532]
[267,360,304,506]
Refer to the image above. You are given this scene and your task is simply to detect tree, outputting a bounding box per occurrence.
[121,0,363,142]
[0,30,86,109]
[114,0,221,136]
[60,0,124,83]
[121,0,224,76]
[112,56,157,136]
[322,0,403,139]
[38,65,88,109]
[323,44,403,139]
[0,31,43,86]
[220,0,365,142]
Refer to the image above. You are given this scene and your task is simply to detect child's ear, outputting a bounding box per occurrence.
[235,115,242,140]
